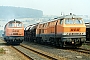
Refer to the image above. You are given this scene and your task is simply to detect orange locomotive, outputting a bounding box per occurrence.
[24,13,86,48]
[4,19,24,44]
[36,14,86,48]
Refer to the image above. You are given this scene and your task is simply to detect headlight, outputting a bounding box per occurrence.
[81,32,86,35]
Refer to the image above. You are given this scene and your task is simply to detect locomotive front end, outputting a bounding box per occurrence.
[61,15,86,47]
[4,20,24,44]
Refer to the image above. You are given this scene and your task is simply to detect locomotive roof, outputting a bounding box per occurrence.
[40,15,82,24]
[8,20,21,23]
[56,15,82,19]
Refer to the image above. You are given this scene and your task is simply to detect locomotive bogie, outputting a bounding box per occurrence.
[4,36,24,44]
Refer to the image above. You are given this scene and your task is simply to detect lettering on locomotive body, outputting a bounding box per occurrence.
[12,29,19,32]
[13,33,18,35]
[70,28,80,31]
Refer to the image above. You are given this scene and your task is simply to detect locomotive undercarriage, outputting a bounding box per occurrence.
[36,34,86,48]
[47,38,83,48]
[24,29,86,48]
[62,38,83,48]
[62,35,86,46]
[4,36,24,44]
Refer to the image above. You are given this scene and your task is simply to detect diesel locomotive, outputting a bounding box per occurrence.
[24,14,86,48]
[3,19,24,44]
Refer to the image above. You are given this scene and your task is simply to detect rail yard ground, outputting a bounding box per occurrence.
[81,44,90,50]
[0,38,25,60]
[22,41,90,60]
[0,37,90,60]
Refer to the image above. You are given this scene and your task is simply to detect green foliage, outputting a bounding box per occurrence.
[0,48,5,53]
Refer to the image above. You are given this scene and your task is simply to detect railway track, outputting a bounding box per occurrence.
[11,44,65,60]
[11,45,33,60]
[85,41,90,45]
[74,48,90,54]
[65,47,90,55]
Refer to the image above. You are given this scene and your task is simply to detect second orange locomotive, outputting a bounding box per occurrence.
[24,13,86,48]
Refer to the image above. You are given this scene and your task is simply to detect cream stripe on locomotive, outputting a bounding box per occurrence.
[61,32,86,35]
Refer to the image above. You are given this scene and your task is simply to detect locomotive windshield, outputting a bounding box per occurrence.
[65,19,83,24]
[74,19,82,24]
[16,23,22,27]
[9,23,15,27]
[9,23,22,27]
[65,19,73,24]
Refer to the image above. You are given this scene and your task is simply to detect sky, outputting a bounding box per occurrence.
[0,0,90,16]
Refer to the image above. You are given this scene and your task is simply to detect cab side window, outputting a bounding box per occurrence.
[60,19,63,24]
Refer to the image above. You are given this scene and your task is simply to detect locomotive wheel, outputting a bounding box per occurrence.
[59,41,64,48]
[49,38,54,45]
[36,37,41,43]
[40,38,43,44]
